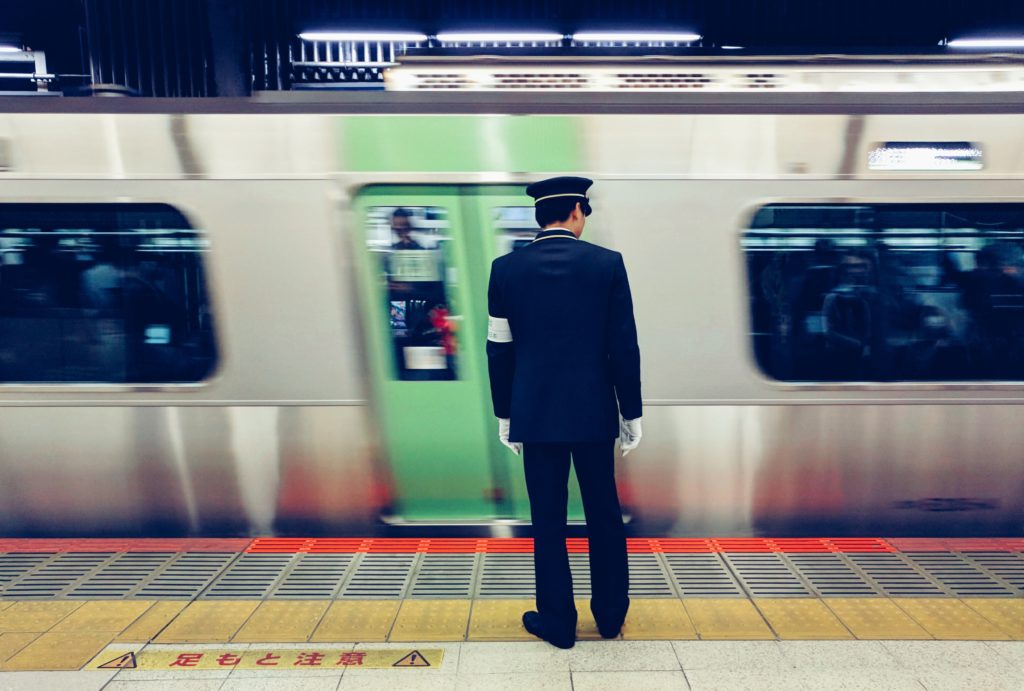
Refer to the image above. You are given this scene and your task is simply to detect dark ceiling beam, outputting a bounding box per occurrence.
[206,0,248,96]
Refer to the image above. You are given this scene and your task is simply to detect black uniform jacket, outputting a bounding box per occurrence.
[486,228,642,443]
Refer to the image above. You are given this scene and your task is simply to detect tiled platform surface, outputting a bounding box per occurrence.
[0,537,1023,682]
[2,641,1024,690]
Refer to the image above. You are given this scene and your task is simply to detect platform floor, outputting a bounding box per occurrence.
[1,640,1023,690]
[1,538,1023,688]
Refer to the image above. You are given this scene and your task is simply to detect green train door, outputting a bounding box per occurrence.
[354,185,584,522]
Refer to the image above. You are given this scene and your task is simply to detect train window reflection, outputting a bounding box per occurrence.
[0,203,217,384]
[366,206,458,381]
[492,206,538,256]
[745,203,1024,382]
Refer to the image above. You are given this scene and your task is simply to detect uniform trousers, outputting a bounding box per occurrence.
[523,440,629,639]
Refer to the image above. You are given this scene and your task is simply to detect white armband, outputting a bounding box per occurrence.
[487,315,513,343]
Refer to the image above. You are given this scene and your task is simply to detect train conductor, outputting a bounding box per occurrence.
[486,176,643,649]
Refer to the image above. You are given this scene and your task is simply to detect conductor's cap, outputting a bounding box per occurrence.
[525,176,593,216]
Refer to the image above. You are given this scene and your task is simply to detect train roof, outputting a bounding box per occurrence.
[0,90,1022,115]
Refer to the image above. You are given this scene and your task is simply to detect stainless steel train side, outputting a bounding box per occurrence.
[0,97,1021,536]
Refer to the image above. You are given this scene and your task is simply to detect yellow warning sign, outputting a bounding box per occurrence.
[97,652,137,669]
[86,646,442,671]
[393,650,431,667]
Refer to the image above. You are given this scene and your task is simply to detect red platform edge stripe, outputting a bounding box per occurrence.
[888,538,1024,552]
[0,538,251,553]
[2,537,1020,554]
[245,537,906,554]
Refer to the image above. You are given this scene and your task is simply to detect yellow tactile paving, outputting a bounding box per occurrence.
[466,599,697,641]
[0,632,112,670]
[0,594,1019,651]
[468,599,536,641]
[754,599,853,640]
[233,600,330,642]
[962,599,1024,640]
[683,599,775,640]
[575,598,602,640]
[824,598,931,640]
[154,601,260,643]
[622,599,698,640]
[0,633,38,663]
[310,600,400,642]
[116,601,189,643]
[50,600,153,633]
[0,601,83,633]
[388,599,471,642]
[893,598,1010,640]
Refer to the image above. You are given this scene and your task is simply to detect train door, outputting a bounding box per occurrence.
[353,185,584,522]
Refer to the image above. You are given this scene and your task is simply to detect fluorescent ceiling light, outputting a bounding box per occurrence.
[0,45,22,53]
[573,31,701,42]
[436,31,564,43]
[947,37,1024,48]
[299,31,427,42]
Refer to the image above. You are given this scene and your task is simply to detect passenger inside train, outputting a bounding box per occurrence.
[0,204,217,384]
[747,203,1024,382]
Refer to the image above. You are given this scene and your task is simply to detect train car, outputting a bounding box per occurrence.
[1,65,1023,537]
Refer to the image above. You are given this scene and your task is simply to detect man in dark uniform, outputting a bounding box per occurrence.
[486,176,642,649]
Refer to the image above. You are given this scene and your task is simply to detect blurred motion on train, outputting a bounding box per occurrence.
[0,74,1023,538]
[747,204,1024,382]
[0,204,216,383]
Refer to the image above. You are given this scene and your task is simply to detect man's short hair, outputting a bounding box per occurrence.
[392,207,413,220]
[535,198,580,228]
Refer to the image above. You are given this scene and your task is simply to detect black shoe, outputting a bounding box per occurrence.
[596,619,624,639]
[522,611,575,649]
[593,604,628,639]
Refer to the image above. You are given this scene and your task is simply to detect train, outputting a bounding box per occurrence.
[1,64,1024,537]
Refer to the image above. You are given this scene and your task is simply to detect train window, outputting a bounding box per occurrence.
[0,203,217,384]
[492,206,538,255]
[745,203,1024,382]
[366,206,459,381]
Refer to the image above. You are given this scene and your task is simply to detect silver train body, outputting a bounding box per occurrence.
[1,87,1023,537]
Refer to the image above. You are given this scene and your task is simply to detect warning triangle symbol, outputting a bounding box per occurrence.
[98,652,137,669]
[392,650,431,667]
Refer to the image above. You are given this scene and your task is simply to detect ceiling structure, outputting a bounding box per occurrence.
[0,0,1022,96]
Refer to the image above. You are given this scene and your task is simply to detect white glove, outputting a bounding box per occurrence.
[498,418,522,455]
[619,417,642,456]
